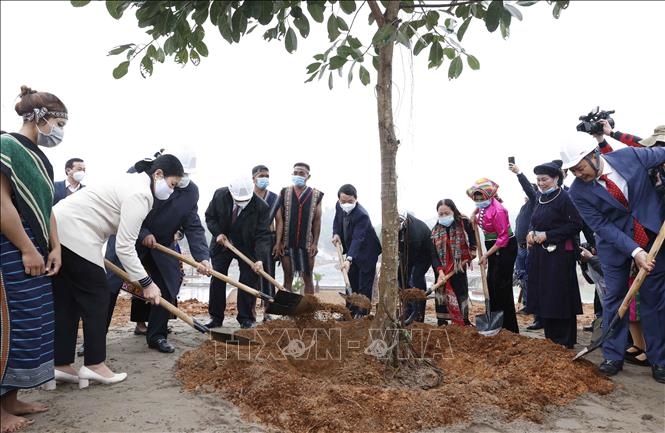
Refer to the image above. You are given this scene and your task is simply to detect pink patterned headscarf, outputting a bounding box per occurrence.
[466,177,499,200]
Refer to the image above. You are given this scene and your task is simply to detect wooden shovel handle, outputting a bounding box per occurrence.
[222,239,286,292]
[473,223,491,300]
[617,221,665,318]
[152,243,272,302]
[104,259,197,329]
[334,241,352,289]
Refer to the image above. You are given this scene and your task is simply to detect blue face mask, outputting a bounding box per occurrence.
[256,177,269,190]
[475,199,491,209]
[292,175,306,187]
[438,215,454,227]
[541,186,557,195]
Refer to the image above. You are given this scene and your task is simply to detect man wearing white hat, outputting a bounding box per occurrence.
[204,176,271,328]
[560,138,665,383]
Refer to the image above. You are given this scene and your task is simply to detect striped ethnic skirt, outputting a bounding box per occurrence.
[0,225,55,395]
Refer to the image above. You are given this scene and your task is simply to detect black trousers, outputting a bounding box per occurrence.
[398,262,428,322]
[53,246,109,366]
[347,261,377,316]
[209,251,258,324]
[485,237,519,333]
[542,317,577,349]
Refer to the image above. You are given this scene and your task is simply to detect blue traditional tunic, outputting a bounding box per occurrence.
[1,133,55,394]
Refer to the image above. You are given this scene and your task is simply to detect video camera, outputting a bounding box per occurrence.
[576,106,615,135]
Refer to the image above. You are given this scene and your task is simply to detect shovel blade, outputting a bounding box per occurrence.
[265,290,311,316]
[475,311,504,337]
[209,328,256,345]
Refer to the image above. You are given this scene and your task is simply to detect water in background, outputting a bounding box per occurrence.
[178,259,596,304]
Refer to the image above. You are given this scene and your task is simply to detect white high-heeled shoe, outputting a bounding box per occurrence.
[78,365,127,389]
[42,369,80,390]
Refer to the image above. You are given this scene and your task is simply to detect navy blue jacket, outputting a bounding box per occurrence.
[53,180,84,205]
[105,181,209,298]
[332,202,381,267]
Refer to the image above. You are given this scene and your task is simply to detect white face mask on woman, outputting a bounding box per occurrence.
[154,177,174,200]
[36,121,64,148]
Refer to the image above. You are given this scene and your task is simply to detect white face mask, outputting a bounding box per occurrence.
[438,215,454,227]
[153,177,174,200]
[340,202,356,214]
[36,121,64,148]
[72,171,85,183]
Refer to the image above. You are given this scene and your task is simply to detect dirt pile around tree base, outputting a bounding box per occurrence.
[175,313,614,433]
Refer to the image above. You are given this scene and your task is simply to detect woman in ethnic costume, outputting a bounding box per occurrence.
[1,86,68,433]
[467,178,519,334]
[526,161,583,348]
[430,199,476,326]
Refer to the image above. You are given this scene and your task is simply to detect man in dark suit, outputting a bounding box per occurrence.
[53,157,85,205]
[332,184,382,317]
[104,150,211,353]
[205,176,271,328]
[398,211,433,322]
[562,140,665,383]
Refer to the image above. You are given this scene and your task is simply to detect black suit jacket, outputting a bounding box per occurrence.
[105,181,209,298]
[205,187,271,262]
[332,202,381,267]
[53,180,84,205]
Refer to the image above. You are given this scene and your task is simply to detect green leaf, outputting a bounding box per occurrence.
[112,61,130,79]
[155,47,165,63]
[70,0,90,7]
[457,17,471,41]
[371,24,395,47]
[285,27,298,53]
[306,62,321,74]
[336,16,349,31]
[107,44,134,56]
[304,72,317,83]
[504,4,523,21]
[210,0,221,25]
[194,40,208,57]
[425,11,439,30]
[327,14,340,41]
[329,55,347,70]
[192,5,209,25]
[455,4,469,18]
[516,0,538,6]
[553,2,562,19]
[164,36,176,55]
[257,0,274,25]
[485,0,503,33]
[294,15,310,37]
[328,71,333,90]
[307,2,325,23]
[192,25,205,43]
[466,54,480,70]
[175,48,189,65]
[396,30,410,48]
[448,55,463,79]
[347,36,362,49]
[337,45,354,58]
[372,55,379,71]
[290,5,304,18]
[500,21,510,39]
[428,41,443,68]
[140,55,153,77]
[347,68,353,87]
[105,1,125,20]
[190,49,201,66]
[217,13,233,44]
[340,0,356,14]
[413,37,429,56]
[232,9,248,37]
[443,47,455,59]
[359,65,370,85]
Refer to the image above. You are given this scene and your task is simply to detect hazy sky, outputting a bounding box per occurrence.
[1,1,662,227]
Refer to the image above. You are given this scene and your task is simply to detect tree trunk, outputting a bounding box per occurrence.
[372,1,400,341]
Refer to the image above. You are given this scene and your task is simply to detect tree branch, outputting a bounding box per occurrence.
[367,0,386,27]
[405,0,481,8]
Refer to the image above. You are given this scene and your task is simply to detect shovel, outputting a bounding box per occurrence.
[474,224,504,337]
[104,259,254,345]
[153,243,309,316]
[573,221,665,361]
[334,241,353,296]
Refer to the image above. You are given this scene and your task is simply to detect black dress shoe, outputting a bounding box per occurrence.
[652,365,665,383]
[148,338,175,353]
[598,359,623,376]
[526,321,543,330]
[204,319,223,328]
[240,321,255,329]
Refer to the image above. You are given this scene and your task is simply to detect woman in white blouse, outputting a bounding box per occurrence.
[51,154,183,388]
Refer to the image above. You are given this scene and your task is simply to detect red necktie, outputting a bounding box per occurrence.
[599,174,649,248]
[231,205,240,224]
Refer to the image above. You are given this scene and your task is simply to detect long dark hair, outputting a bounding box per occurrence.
[436,198,464,223]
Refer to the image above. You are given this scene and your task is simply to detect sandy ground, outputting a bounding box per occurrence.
[16,290,665,433]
